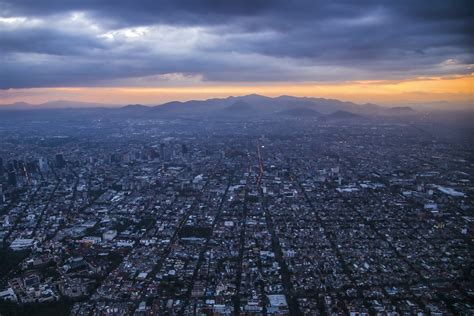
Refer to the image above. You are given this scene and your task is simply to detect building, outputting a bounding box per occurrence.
[55,154,66,168]
[39,158,49,173]
[0,288,18,302]
[10,238,35,251]
[8,171,17,187]
[102,230,118,241]
[267,295,288,314]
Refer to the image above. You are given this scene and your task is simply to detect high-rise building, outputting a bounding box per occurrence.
[18,161,25,176]
[160,143,167,161]
[182,144,188,155]
[55,154,66,168]
[39,158,49,173]
[0,184,4,203]
[8,171,17,187]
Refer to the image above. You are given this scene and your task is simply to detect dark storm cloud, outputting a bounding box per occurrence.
[0,27,107,55]
[0,0,472,88]
[0,0,275,27]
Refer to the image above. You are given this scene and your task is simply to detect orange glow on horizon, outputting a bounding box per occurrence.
[1,74,472,106]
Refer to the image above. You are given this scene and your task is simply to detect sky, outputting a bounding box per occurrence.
[0,0,472,106]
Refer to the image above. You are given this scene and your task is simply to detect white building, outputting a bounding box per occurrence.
[0,288,18,302]
[102,230,117,241]
[267,294,288,314]
[10,238,35,251]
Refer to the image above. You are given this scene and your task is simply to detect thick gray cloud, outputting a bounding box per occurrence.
[0,0,472,88]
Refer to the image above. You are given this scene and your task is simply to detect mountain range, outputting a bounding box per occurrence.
[0,94,419,119]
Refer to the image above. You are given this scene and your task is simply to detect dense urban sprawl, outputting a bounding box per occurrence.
[0,117,472,315]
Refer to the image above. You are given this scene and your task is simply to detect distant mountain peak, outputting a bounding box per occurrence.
[243,93,265,98]
[39,100,117,109]
[381,106,417,116]
[121,104,149,109]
